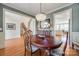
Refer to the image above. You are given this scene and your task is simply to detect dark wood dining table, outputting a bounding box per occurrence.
[32,35,62,56]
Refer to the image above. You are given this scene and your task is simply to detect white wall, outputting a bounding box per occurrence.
[5,10,35,40]
[70,32,79,49]
[20,16,32,28]
[5,17,20,39]
[72,32,79,41]
[0,8,5,49]
[29,18,36,35]
[19,16,36,35]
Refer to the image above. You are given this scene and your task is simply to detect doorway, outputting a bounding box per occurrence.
[53,9,72,46]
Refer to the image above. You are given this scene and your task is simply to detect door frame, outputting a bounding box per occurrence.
[53,9,72,47]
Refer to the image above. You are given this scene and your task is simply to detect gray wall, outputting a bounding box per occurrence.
[47,3,79,32]
[72,4,79,32]
[0,4,4,49]
[0,4,3,32]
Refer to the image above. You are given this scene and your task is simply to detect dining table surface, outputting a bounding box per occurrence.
[32,35,62,56]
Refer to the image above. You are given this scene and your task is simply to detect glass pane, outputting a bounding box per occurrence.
[64,24,69,31]
[60,24,64,30]
[54,25,59,30]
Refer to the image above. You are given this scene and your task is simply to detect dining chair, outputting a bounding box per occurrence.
[24,30,41,56]
[20,22,28,38]
[21,23,41,56]
[51,32,68,56]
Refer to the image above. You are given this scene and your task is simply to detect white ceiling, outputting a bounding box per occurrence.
[5,10,32,21]
[3,3,72,16]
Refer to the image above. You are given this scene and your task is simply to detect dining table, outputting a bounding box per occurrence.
[32,35,62,56]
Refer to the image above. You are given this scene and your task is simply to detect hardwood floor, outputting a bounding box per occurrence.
[0,37,79,56]
[0,38,24,56]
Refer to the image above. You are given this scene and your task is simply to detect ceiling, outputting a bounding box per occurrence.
[3,3,72,16]
[54,9,71,24]
[5,10,32,21]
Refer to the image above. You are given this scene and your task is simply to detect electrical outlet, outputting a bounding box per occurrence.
[0,28,2,31]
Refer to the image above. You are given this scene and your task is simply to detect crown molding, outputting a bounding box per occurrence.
[47,3,74,14]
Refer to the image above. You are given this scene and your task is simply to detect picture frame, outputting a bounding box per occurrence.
[6,23,16,30]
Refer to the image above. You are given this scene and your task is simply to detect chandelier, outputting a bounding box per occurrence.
[35,3,46,21]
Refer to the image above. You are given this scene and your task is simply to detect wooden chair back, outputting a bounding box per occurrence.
[21,23,27,31]
[20,23,28,37]
[20,22,32,55]
[63,32,68,54]
[23,30,32,55]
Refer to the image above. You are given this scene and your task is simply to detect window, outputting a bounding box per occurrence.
[54,9,71,32]
[54,23,69,31]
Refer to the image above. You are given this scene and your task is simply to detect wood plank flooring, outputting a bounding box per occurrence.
[0,37,79,56]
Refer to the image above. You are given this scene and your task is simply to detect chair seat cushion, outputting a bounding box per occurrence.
[51,48,64,56]
[31,45,39,52]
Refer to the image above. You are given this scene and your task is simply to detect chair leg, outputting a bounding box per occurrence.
[62,53,65,56]
[39,49,41,56]
[24,48,26,56]
[31,52,32,56]
[62,54,65,56]
[72,43,74,49]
